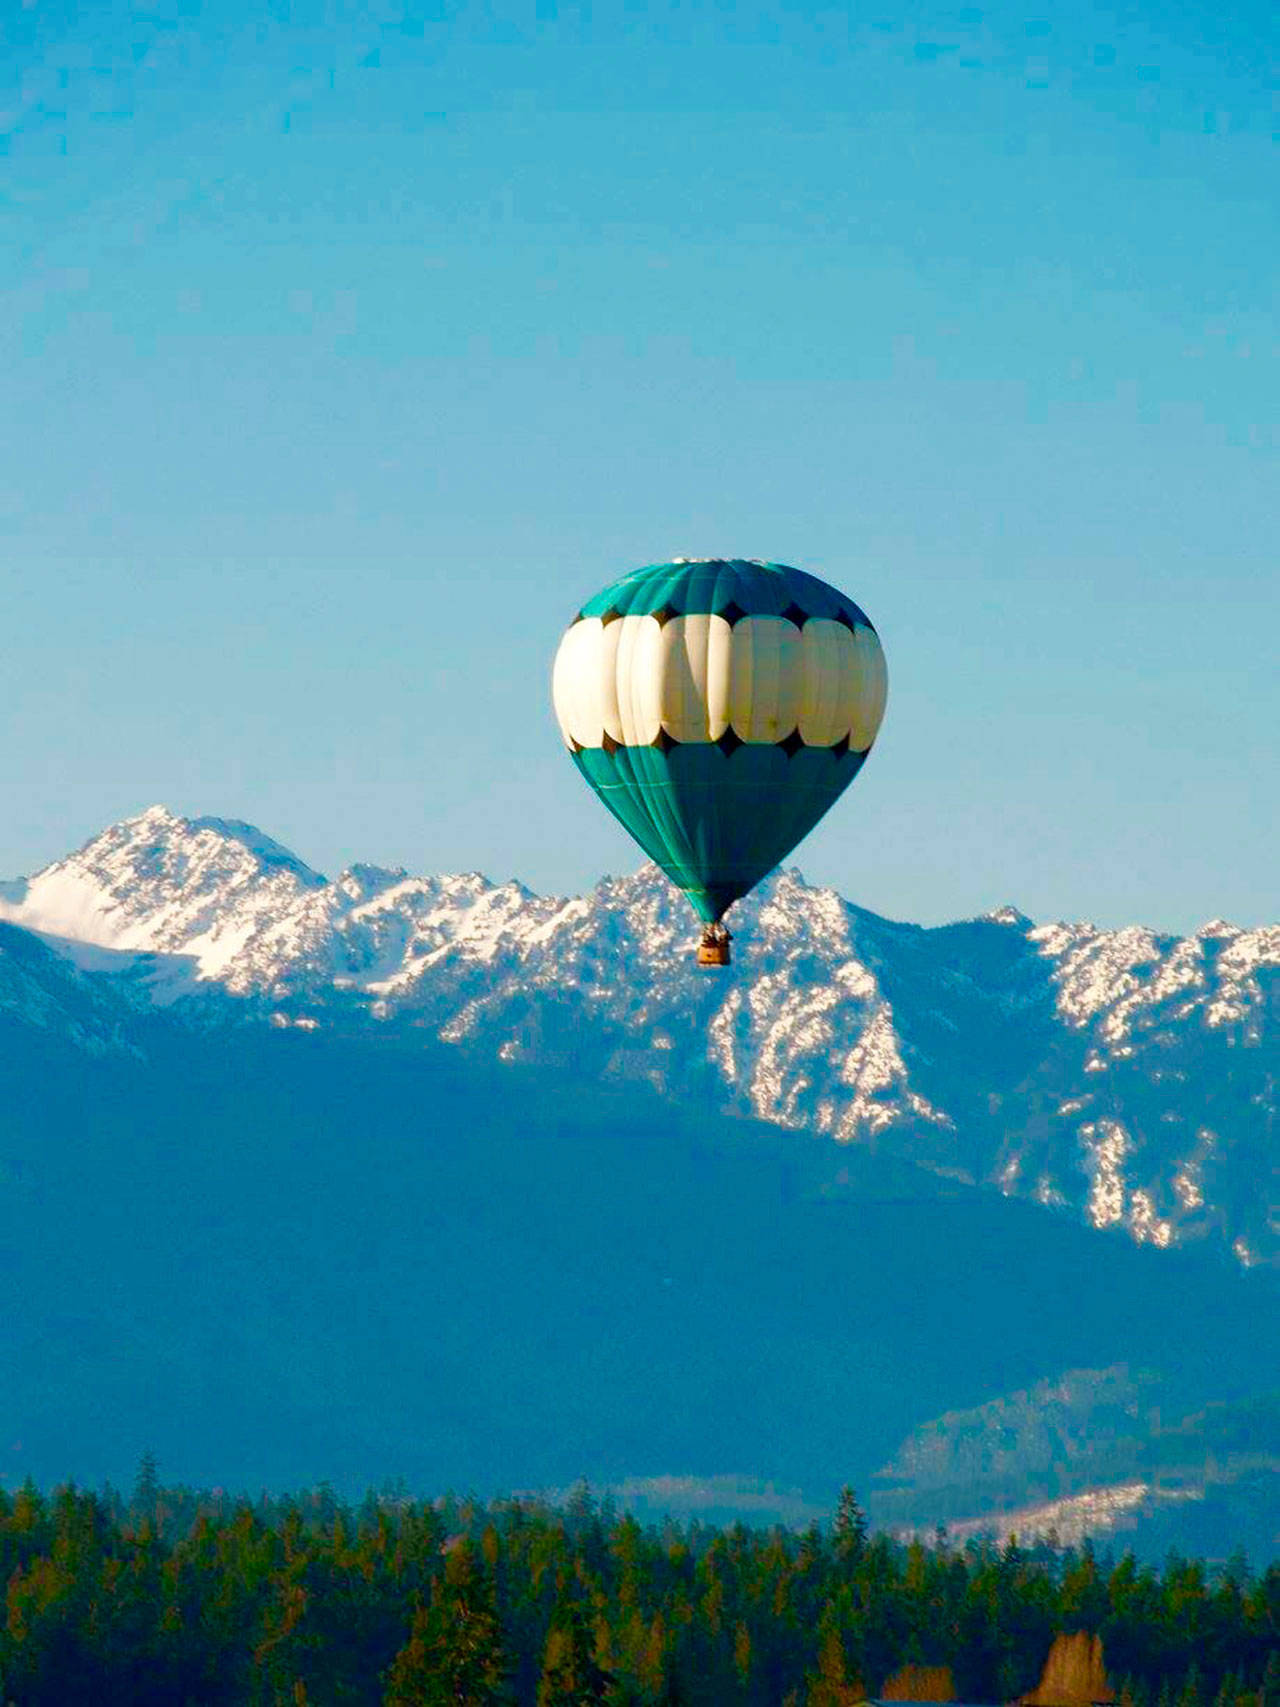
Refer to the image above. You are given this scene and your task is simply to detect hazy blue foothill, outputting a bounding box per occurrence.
[2,998,1275,1557]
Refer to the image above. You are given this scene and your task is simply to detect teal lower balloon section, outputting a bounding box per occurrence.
[573,742,868,923]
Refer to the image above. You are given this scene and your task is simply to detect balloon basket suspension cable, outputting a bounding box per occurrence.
[696,923,732,968]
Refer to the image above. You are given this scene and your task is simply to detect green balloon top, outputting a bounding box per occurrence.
[577,559,874,631]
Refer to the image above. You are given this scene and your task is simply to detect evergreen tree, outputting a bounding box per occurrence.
[385,1541,509,1705]
[805,1619,861,1706]
[733,1620,753,1693]
[536,1600,613,1705]
[832,1489,868,1569]
[385,1603,437,1705]
[131,1451,161,1528]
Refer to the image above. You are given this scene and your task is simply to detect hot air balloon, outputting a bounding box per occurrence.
[551,559,888,966]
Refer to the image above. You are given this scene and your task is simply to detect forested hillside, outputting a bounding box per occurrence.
[1,1478,1276,1705]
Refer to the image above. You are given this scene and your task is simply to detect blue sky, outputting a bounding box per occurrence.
[2,0,1275,932]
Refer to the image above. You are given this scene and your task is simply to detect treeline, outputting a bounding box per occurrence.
[0,1472,1275,1705]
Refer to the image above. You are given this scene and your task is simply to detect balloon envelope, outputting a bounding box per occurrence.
[552,559,887,924]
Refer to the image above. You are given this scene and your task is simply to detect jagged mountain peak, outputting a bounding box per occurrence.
[55,804,325,891]
[334,863,410,903]
[183,813,326,880]
[981,904,1032,927]
[0,804,325,970]
[1197,917,1242,940]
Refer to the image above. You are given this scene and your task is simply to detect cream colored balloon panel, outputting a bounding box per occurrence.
[797,619,850,747]
[728,617,802,743]
[609,615,651,748]
[591,617,624,745]
[554,612,886,751]
[655,614,735,742]
[847,625,888,752]
[551,617,603,748]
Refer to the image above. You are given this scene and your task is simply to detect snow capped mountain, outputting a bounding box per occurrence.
[0,806,324,979]
[2,807,1274,1266]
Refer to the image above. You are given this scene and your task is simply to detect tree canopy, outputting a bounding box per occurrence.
[0,1475,1274,1705]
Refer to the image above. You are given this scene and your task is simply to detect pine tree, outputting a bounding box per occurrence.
[832,1489,867,1569]
[733,1621,753,1691]
[384,1603,435,1705]
[131,1451,160,1528]
[806,1620,861,1706]
[384,1541,510,1705]
[536,1601,613,1705]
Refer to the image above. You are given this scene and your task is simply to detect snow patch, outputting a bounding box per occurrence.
[1079,1120,1130,1229]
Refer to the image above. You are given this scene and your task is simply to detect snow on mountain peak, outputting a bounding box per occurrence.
[0,805,325,974]
[334,864,409,904]
[1196,918,1241,939]
[185,815,325,880]
[982,904,1031,927]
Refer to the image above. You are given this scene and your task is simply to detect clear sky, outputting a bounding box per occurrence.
[3,0,1275,933]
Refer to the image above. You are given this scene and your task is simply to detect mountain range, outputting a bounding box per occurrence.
[0,807,1275,1556]
[2,806,1274,1268]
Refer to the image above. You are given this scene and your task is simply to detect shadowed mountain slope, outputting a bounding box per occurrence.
[1,1013,1274,1555]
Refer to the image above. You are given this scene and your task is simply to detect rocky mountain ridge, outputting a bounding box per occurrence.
[2,805,1274,1267]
